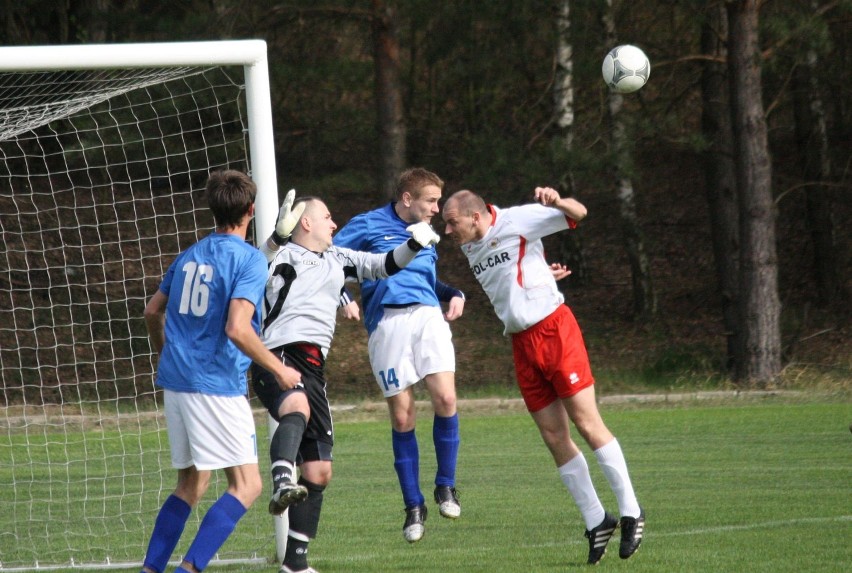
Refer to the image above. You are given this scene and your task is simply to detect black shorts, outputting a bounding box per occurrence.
[251,343,334,462]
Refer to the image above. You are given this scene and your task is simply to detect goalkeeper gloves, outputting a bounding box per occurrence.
[406,222,440,250]
[270,189,306,246]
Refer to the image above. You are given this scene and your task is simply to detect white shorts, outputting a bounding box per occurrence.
[163,389,258,471]
[368,304,455,398]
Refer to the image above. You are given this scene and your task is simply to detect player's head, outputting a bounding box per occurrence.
[291,196,336,251]
[395,167,444,224]
[206,170,257,230]
[442,190,488,245]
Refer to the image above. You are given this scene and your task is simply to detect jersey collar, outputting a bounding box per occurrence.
[486,204,498,227]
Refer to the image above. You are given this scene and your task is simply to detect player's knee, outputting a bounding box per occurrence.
[573,418,612,449]
[431,393,457,416]
[428,384,456,413]
[390,413,414,432]
[307,465,332,487]
[237,473,264,506]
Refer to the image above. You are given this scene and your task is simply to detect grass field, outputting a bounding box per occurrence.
[3,397,850,572]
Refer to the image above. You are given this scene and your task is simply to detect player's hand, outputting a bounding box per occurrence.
[274,189,306,240]
[406,222,440,248]
[445,295,465,321]
[549,263,572,281]
[534,186,560,206]
[341,300,360,321]
[275,364,302,391]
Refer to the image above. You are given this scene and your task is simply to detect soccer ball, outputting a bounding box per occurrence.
[602,45,650,94]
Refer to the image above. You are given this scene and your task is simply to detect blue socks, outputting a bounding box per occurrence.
[392,416,460,508]
[433,413,460,487]
[143,494,191,573]
[392,429,424,507]
[142,492,248,573]
[182,492,247,572]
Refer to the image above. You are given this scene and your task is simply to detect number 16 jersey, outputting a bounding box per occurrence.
[156,233,268,397]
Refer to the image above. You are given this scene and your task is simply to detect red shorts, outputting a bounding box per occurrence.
[511,305,595,412]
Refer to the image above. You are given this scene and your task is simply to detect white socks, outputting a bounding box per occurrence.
[558,453,605,530]
[594,438,641,518]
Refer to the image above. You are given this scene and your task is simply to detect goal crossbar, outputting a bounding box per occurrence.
[0,40,270,71]
[0,39,278,239]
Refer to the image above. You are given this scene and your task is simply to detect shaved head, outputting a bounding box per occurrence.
[444,190,486,216]
[442,189,490,245]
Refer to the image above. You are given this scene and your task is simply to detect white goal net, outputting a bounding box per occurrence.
[0,41,281,571]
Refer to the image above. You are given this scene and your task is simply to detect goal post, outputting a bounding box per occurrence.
[0,40,286,571]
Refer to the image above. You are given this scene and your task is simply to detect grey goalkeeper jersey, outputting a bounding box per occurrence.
[260,241,393,358]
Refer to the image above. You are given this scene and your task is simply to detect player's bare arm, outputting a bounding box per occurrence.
[534,186,588,222]
[225,298,301,390]
[143,290,168,354]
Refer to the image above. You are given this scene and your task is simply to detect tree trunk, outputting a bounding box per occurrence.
[726,0,782,385]
[372,0,407,201]
[553,0,588,284]
[600,0,657,318]
[701,0,740,372]
[791,9,841,306]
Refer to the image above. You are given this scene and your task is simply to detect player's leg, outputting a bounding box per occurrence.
[564,387,643,559]
[512,309,615,565]
[174,463,262,573]
[368,309,428,542]
[140,466,208,573]
[529,401,606,524]
[282,456,332,573]
[268,389,311,515]
[550,305,644,559]
[424,370,460,519]
[251,351,311,515]
[173,393,262,573]
[141,390,208,573]
[282,364,335,572]
[529,399,617,565]
[385,388,419,504]
[415,306,461,519]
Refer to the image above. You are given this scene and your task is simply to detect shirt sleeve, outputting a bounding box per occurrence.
[509,203,571,241]
[158,257,178,297]
[435,280,464,302]
[333,213,368,250]
[231,249,267,307]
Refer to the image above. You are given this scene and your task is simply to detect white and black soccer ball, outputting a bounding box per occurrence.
[602,45,650,94]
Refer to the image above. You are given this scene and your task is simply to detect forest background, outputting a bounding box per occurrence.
[4,0,850,399]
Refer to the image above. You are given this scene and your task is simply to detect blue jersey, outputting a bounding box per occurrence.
[333,203,439,334]
[155,232,267,396]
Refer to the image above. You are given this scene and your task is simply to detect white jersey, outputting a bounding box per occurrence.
[461,203,574,334]
[261,241,393,357]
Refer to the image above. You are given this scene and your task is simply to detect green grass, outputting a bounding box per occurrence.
[2,398,851,572]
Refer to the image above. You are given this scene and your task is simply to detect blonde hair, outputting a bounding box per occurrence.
[396,167,444,200]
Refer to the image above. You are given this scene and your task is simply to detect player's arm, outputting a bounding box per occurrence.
[259,189,306,262]
[143,290,168,354]
[385,222,441,273]
[435,280,465,321]
[339,287,360,321]
[534,186,587,222]
[225,298,301,390]
[346,222,441,281]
